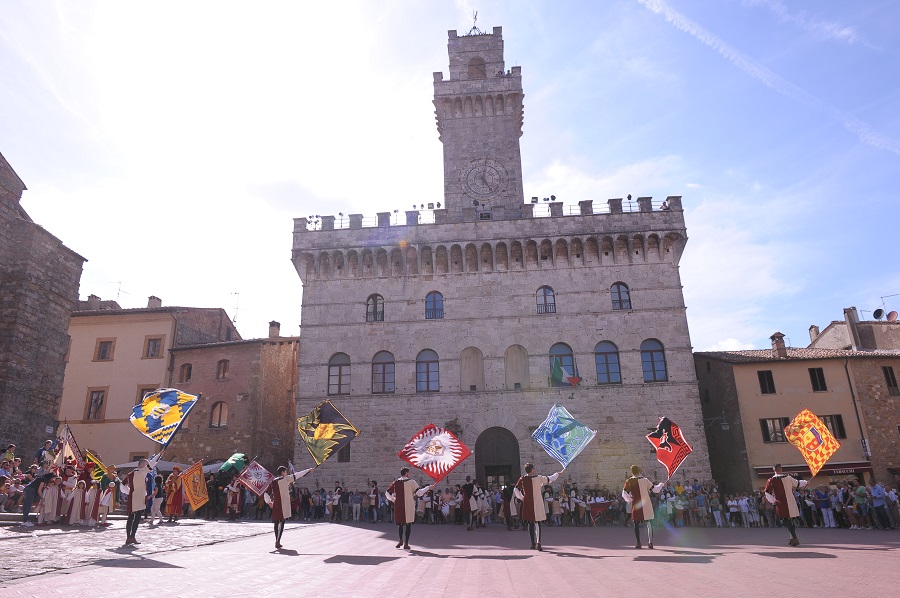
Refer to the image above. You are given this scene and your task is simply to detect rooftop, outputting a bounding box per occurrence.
[696,347,900,364]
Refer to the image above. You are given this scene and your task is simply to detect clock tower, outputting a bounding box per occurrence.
[433,26,525,221]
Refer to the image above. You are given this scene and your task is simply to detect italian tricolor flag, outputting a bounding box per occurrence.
[551,357,581,386]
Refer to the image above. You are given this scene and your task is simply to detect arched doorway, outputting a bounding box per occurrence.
[475,427,521,489]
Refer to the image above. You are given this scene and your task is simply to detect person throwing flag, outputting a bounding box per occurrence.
[385,467,434,550]
[514,462,564,551]
[764,463,807,546]
[265,465,313,550]
[623,465,665,549]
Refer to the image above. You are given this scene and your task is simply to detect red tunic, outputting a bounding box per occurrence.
[764,474,803,519]
[515,474,557,522]
[623,476,658,523]
[387,478,420,525]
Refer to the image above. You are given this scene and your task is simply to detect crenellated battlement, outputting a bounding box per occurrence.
[291,196,686,284]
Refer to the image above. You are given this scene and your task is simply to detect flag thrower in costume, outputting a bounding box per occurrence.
[181,460,209,510]
[784,409,841,477]
[129,388,199,446]
[532,404,597,468]
[297,399,360,466]
[646,417,693,480]
[397,424,471,485]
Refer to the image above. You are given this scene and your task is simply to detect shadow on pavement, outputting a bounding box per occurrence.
[753,551,837,559]
[272,549,301,556]
[324,555,401,565]
[95,557,182,569]
[410,550,532,560]
[634,555,718,564]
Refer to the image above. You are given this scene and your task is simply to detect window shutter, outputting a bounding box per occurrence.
[835,414,846,439]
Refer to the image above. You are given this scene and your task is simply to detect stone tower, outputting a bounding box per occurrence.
[434,27,525,220]
[290,27,710,492]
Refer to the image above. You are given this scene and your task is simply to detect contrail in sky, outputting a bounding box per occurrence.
[637,0,900,156]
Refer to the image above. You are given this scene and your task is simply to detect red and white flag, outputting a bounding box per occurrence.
[398,424,471,485]
[236,460,275,497]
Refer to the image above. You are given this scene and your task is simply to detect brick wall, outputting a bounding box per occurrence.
[849,358,900,484]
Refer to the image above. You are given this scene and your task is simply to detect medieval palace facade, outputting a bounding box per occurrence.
[291,27,710,490]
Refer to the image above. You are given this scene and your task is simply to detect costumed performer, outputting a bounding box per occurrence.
[164,466,184,522]
[120,459,152,545]
[764,463,807,546]
[514,463,564,551]
[265,466,313,549]
[385,467,434,550]
[622,465,665,549]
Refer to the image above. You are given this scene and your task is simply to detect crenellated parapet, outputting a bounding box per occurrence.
[291,196,687,284]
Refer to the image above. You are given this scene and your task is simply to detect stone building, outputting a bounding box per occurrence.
[809,306,900,351]
[0,152,85,455]
[58,295,240,465]
[290,27,710,491]
[165,322,300,470]
[695,332,900,492]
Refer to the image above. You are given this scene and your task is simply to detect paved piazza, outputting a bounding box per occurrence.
[1,519,897,596]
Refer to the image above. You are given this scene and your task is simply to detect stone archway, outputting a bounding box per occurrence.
[474,427,521,489]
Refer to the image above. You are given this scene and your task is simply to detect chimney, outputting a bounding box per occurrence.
[843,307,861,351]
[770,332,788,358]
[268,320,281,338]
[808,325,820,343]
[87,294,101,310]
[147,296,162,309]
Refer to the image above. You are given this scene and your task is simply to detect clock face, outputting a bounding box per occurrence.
[463,159,507,198]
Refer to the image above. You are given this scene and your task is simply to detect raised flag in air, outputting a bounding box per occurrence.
[532,404,597,468]
[181,461,209,510]
[236,460,275,497]
[398,424,471,484]
[297,399,360,466]
[785,409,841,477]
[54,424,85,468]
[130,388,199,445]
[550,357,581,387]
[646,417,693,479]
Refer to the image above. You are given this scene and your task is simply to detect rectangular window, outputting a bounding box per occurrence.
[809,367,827,392]
[136,386,158,405]
[760,417,790,443]
[883,366,900,397]
[337,444,350,463]
[216,360,229,380]
[328,365,350,395]
[94,338,115,361]
[84,387,108,420]
[372,363,395,394]
[143,336,163,359]
[757,370,776,394]
[820,414,847,439]
[416,362,439,392]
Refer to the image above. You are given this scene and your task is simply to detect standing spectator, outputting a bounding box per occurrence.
[815,484,835,528]
[853,482,870,529]
[33,440,55,473]
[149,474,165,525]
[709,492,723,528]
[869,479,895,530]
[368,481,379,523]
[760,490,776,528]
[738,493,751,527]
[351,490,362,521]
[747,492,761,528]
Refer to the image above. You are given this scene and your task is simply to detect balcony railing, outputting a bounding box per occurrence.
[536,303,556,314]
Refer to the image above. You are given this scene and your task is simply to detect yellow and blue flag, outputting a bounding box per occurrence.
[84,451,108,481]
[130,388,198,445]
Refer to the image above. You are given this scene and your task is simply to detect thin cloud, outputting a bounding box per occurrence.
[744,0,869,47]
[636,0,900,156]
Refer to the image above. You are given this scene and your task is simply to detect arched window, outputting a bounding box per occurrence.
[611,282,631,310]
[425,291,444,319]
[416,349,439,392]
[179,363,192,383]
[594,341,621,384]
[216,359,229,380]
[468,57,486,79]
[328,353,351,395]
[210,401,228,428]
[536,286,556,314]
[459,346,484,391]
[641,339,668,382]
[366,294,384,322]
[371,351,395,394]
[549,343,577,387]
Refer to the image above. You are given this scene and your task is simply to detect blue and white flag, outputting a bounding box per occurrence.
[532,404,597,468]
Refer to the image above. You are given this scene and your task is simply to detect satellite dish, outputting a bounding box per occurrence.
[874,308,885,320]
[888,311,899,322]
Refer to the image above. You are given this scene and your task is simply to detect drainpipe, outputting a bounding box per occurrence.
[843,359,869,460]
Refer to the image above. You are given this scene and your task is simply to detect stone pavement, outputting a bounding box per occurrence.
[1,519,898,597]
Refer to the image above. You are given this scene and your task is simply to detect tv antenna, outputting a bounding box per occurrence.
[231,292,240,323]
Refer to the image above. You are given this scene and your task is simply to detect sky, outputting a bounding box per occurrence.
[2,0,898,351]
